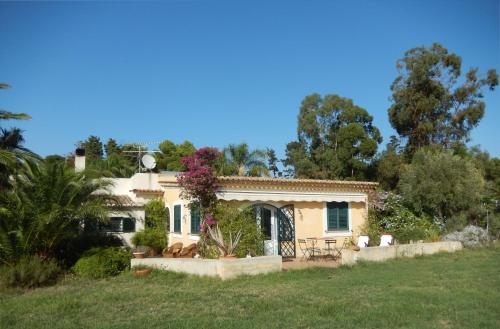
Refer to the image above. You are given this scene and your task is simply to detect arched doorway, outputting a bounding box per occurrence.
[252,203,296,259]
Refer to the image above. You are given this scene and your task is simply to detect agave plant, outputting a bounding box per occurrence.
[206,224,242,257]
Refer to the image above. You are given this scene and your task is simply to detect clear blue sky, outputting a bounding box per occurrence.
[1,0,498,159]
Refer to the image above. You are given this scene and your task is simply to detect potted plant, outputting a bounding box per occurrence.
[132,246,150,259]
[348,237,361,251]
[206,224,242,259]
[131,265,153,277]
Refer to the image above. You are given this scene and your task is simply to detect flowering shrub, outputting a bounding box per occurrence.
[177,147,220,210]
[177,148,222,253]
[365,193,440,244]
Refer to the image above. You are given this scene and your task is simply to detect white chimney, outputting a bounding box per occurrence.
[75,148,86,172]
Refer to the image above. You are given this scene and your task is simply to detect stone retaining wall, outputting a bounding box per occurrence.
[131,255,282,280]
[342,241,463,266]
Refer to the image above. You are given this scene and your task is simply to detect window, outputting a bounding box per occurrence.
[98,217,135,233]
[326,202,348,231]
[261,208,272,239]
[190,206,201,234]
[173,205,181,233]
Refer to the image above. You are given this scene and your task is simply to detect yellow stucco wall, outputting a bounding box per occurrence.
[163,187,368,255]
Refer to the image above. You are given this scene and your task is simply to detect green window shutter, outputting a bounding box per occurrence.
[190,206,200,234]
[326,202,349,231]
[327,203,338,231]
[122,217,136,232]
[338,202,349,230]
[174,205,181,233]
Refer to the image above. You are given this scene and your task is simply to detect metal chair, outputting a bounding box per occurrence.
[322,239,337,260]
[306,238,322,260]
[333,238,350,259]
[298,239,312,261]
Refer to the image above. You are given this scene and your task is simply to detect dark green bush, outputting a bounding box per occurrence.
[0,256,61,288]
[55,232,124,269]
[72,247,130,279]
[131,228,166,255]
[393,226,428,243]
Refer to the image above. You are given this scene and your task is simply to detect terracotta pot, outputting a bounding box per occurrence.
[220,255,237,259]
[133,252,146,259]
[133,268,152,277]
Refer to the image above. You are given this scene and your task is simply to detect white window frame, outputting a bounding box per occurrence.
[322,201,352,237]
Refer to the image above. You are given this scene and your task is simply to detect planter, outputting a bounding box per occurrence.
[132,268,152,277]
[220,255,237,260]
[133,252,146,259]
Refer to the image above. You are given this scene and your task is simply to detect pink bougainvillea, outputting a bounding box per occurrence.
[177,147,221,211]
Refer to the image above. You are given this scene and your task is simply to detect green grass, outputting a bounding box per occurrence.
[1,247,499,329]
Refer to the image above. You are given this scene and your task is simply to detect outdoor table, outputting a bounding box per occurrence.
[314,237,341,260]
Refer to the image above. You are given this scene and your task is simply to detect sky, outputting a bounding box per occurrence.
[0,0,499,160]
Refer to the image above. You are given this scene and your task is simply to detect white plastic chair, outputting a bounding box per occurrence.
[380,234,393,246]
[357,235,369,248]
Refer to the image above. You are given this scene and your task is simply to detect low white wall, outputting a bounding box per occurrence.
[342,241,463,266]
[131,255,282,280]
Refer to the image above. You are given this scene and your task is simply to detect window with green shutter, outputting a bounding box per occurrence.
[174,205,181,233]
[190,206,201,234]
[327,202,349,231]
[122,217,136,232]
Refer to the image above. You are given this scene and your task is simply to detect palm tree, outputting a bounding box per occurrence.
[222,143,268,176]
[0,82,37,190]
[0,161,113,264]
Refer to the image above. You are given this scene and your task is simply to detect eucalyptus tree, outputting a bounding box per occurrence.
[388,43,498,157]
[285,93,381,180]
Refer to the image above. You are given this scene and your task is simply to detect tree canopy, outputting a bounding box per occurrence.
[398,148,484,229]
[155,140,196,171]
[388,43,498,157]
[285,93,382,180]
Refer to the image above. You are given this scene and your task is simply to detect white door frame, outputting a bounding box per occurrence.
[261,205,278,256]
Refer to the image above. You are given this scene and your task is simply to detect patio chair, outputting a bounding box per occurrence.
[357,235,369,248]
[333,238,350,259]
[380,234,393,247]
[306,238,322,260]
[178,243,197,258]
[162,242,183,258]
[298,239,312,261]
[322,239,337,260]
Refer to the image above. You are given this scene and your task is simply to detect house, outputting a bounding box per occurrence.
[76,151,164,246]
[103,173,163,246]
[159,173,377,258]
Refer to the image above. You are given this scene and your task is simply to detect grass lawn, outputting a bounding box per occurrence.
[1,247,499,329]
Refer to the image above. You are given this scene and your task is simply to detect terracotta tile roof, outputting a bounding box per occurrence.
[217,176,378,186]
[130,189,164,194]
[105,195,137,207]
[216,176,378,192]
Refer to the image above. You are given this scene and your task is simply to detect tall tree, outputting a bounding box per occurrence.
[78,135,103,163]
[222,143,268,177]
[104,138,122,157]
[0,83,38,190]
[155,140,196,171]
[285,93,382,180]
[375,136,406,190]
[388,43,498,157]
[266,148,279,177]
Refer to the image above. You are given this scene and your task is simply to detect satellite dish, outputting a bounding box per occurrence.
[141,154,156,170]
